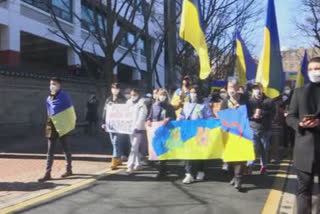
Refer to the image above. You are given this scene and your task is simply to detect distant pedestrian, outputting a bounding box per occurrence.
[38,77,76,182]
[86,94,99,135]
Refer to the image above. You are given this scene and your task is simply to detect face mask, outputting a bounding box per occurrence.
[284,89,291,95]
[50,85,58,93]
[220,93,227,99]
[308,71,320,83]
[111,88,120,96]
[190,93,197,103]
[253,90,261,97]
[159,95,167,102]
[228,89,236,97]
[124,94,131,100]
[132,96,139,102]
[282,95,288,102]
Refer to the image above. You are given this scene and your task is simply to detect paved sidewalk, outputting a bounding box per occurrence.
[0,133,130,211]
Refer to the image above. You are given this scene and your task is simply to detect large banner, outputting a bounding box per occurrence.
[147,105,255,162]
[105,104,134,135]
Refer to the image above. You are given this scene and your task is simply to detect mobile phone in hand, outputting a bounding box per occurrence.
[303,114,317,122]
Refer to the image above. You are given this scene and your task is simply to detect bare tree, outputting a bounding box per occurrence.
[297,0,320,49]
[175,0,262,80]
[43,0,156,89]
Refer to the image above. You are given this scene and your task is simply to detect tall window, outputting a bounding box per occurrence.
[81,3,106,33]
[22,0,72,22]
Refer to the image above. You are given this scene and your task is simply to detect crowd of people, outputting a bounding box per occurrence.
[38,57,320,214]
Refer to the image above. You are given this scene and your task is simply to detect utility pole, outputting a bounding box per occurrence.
[164,0,177,90]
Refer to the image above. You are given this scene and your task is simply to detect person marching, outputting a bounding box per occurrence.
[126,89,148,174]
[286,57,320,214]
[220,80,249,190]
[146,89,176,179]
[38,77,76,182]
[102,82,126,170]
[180,85,214,184]
[171,76,192,119]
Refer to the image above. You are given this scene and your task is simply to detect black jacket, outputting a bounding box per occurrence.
[286,84,320,173]
[147,102,176,122]
[248,96,275,132]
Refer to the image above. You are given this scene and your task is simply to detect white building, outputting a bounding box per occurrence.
[0,0,165,88]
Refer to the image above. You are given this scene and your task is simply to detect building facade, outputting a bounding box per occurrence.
[0,0,165,87]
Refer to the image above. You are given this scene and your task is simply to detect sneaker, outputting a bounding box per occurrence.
[126,168,134,175]
[61,170,73,178]
[234,177,242,190]
[38,173,51,182]
[196,171,205,181]
[182,173,194,184]
[222,163,229,171]
[260,166,267,175]
[230,177,236,186]
[133,165,142,171]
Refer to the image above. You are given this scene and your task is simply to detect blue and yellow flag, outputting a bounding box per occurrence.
[256,0,284,98]
[296,51,309,88]
[236,31,257,87]
[179,0,211,80]
[46,91,77,137]
[211,80,227,92]
[147,106,255,162]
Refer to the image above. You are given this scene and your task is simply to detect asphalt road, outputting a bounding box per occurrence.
[17,160,285,214]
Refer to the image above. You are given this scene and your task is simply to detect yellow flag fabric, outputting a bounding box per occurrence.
[179,0,211,79]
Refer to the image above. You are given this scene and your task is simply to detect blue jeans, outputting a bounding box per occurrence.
[109,133,123,158]
[248,132,271,167]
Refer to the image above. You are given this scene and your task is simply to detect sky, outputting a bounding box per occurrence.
[251,0,312,57]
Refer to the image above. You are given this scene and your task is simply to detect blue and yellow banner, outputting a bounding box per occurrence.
[147,106,255,162]
[256,0,284,98]
[211,80,227,92]
[296,50,309,88]
[179,0,211,80]
[236,31,257,87]
[46,91,77,137]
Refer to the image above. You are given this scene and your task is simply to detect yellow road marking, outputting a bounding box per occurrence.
[0,169,125,214]
[261,160,292,214]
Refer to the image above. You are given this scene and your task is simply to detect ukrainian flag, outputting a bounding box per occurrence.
[256,0,284,98]
[236,31,257,87]
[179,0,211,80]
[46,91,77,137]
[296,51,309,88]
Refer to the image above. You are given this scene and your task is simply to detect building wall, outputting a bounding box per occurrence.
[0,72,104,137]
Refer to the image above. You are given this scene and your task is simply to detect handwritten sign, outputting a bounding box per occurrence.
[106,104,134,134]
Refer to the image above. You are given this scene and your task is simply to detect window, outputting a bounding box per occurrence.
[22,0,72,22]
[81,3,106,33]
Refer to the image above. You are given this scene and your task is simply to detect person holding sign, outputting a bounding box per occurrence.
[180,85,214,184]
[146,89,176,179]
[126,89,148,174]
[220,80,249,191]
[102,82,126,170]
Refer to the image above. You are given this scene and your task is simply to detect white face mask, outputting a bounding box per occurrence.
[253,89,261,97]
[228,89,236,97]
[131,96,139,102]
[190,93,197,103]
[50,85,59,93]
[284,89,291,95]
[159,95,167,102]
[308,71,320,83]
[220,93,227,99]
[111,88,120,96]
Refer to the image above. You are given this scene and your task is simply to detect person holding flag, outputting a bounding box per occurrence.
[179,0,211,80]
[38,77,77,182]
